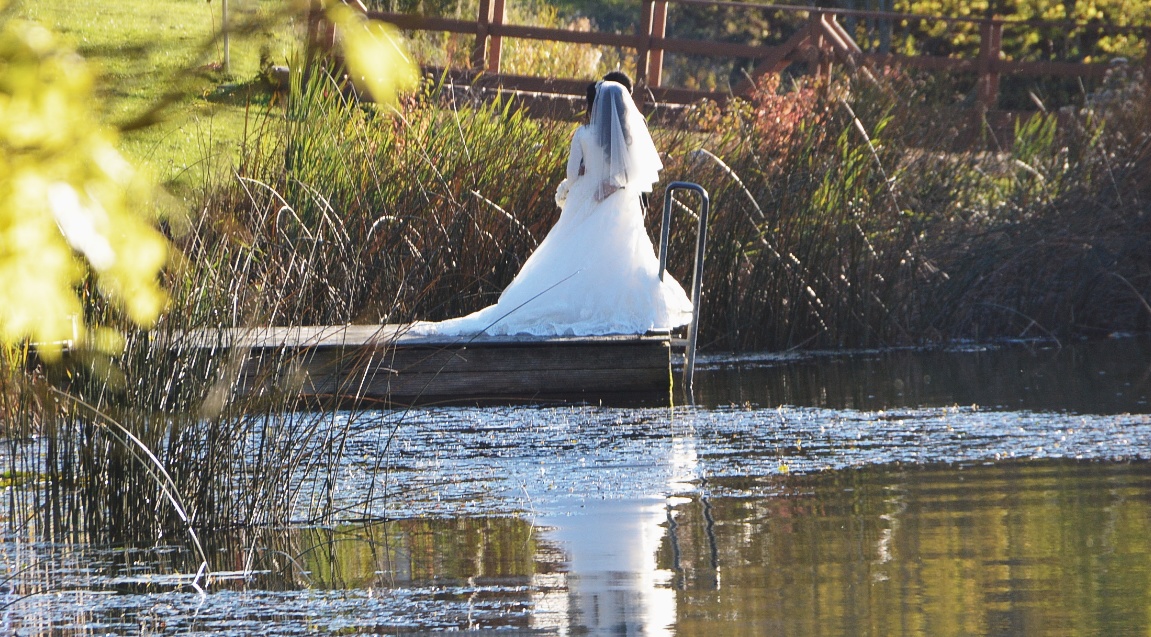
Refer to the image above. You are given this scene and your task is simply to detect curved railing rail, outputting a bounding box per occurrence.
[658,181,710,401]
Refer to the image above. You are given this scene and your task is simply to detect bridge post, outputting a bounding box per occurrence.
[472,0,492,70]
[977,19,1003,110]
[1144,27,1151,89]
[813,11,831,79]
[489,0,506,73]
[637,1,653,90]
[305,0,335,65]
[472,0,506,72]
[648,0,668,89]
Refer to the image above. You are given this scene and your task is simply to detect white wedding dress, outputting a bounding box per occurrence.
[411,81,693,337]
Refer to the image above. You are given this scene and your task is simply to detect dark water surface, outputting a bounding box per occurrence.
[693,337,1151,413]
[3,338,1151,635]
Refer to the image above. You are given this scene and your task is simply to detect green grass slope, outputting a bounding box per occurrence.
[15,0,295,190]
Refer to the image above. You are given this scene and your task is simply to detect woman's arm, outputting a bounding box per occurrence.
[566,126,585,181]
[556,127,585,206]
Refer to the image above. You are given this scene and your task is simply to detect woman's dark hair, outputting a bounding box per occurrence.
[588,73,633,118]
[603,71,633,92]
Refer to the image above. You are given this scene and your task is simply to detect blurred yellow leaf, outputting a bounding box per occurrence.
[0,16,168,359]
[326,4,418,106]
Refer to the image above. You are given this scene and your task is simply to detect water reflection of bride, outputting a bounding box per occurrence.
[533,436,699,635]
[412,80,693,337]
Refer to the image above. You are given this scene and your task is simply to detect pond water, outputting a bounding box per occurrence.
[3,338,1151,635]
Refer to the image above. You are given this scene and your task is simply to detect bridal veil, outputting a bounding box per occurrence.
[587,80,663,198]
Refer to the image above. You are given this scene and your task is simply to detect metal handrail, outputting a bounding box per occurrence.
[657,181,710,401]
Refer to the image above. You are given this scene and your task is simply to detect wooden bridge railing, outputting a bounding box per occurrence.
[314,0,1151,111]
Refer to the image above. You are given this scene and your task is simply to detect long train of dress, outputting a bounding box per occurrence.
[411,171,693,337]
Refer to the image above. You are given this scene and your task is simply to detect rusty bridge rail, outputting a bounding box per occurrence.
[312,0,1151,111]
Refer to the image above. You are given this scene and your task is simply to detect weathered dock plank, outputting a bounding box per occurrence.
[187,325,675,406]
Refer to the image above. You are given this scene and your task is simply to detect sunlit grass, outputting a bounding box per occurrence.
[15,0,297,190]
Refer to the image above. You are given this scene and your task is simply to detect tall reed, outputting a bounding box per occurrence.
[657,67,1151,349]
[0,62,571,550]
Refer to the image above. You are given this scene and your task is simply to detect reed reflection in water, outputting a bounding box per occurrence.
[3,460,1150,634]
[280,458,1151,636]
[659,459,1151,636]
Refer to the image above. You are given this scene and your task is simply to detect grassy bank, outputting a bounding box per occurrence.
[682,72,1151,349]
[14,0,296,191]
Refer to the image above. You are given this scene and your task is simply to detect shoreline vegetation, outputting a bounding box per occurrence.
[18,0,1151,350]
[205,64,1151,352]
[2,0,1150,547]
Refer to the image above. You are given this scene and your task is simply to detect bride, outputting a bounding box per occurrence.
[412,80,693,337]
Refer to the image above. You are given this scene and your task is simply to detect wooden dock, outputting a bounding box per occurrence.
[197,325,677,407]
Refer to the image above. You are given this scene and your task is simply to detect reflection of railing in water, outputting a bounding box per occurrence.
[666,476,722,591]
[316,0,1150,111]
